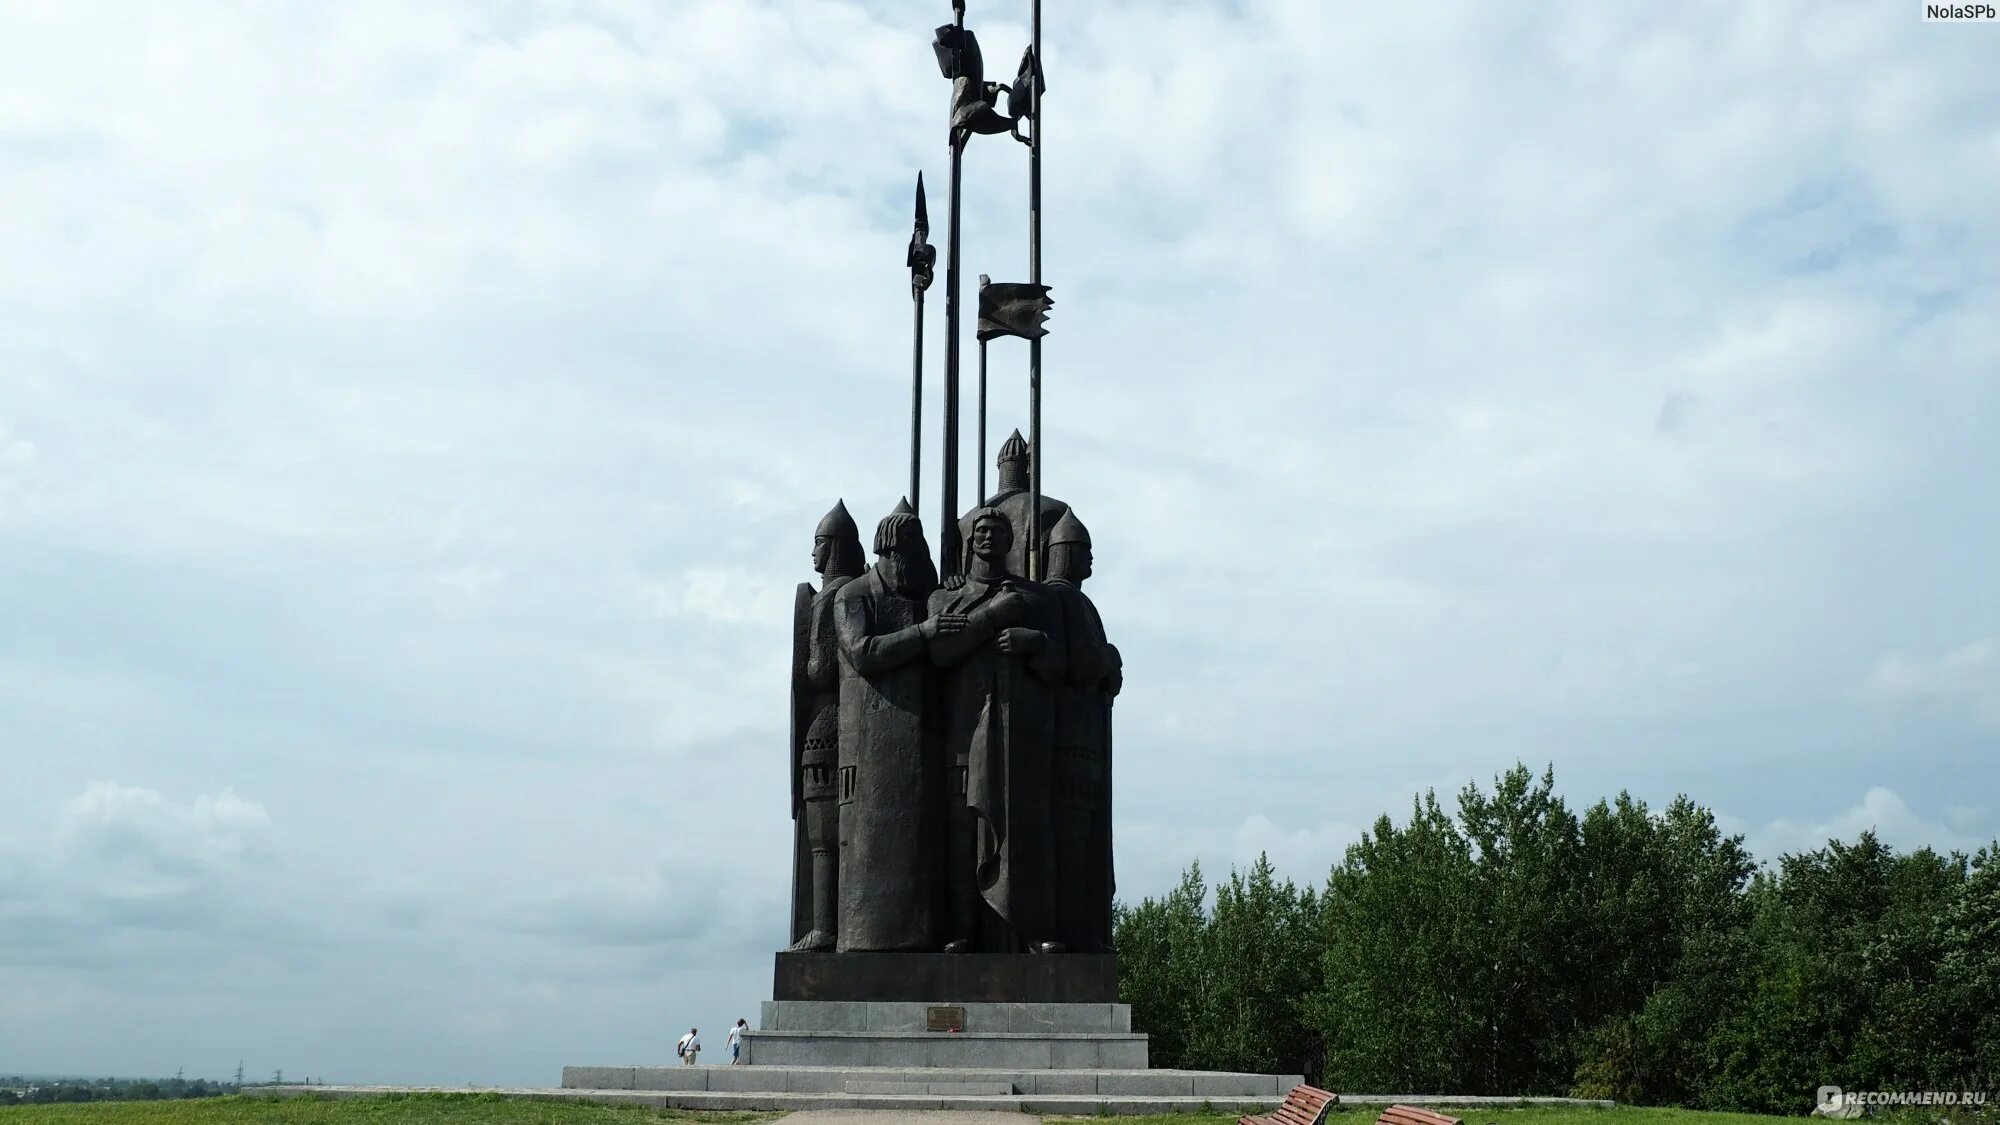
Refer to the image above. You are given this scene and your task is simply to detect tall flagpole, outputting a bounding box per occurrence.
[978,335,989,506]
[1026,0,1044,581]
[940,3,968,579]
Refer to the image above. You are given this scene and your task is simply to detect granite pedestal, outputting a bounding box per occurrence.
[743,998,1146,1069]
[774,951,1118,1002]
[557,955,1316,1113]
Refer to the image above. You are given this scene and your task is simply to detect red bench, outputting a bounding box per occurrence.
[1238,1084,1338,1125]
[1376,1105,1464,1125]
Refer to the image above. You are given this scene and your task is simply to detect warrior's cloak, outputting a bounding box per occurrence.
[833,569,939,952]
[1049,578,1119,952]
[928,575,1065,950]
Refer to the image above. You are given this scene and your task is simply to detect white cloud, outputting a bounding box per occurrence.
[59,782,271,881]
[1230,814,1363,883]
[0,784,297,973]
[1869,637,2000,725]
[1748,787,1994,864]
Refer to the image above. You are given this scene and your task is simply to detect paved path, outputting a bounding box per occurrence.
[772,1104,1040,1112]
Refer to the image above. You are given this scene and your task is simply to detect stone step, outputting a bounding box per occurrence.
[761,998,1131,1033]
[741,1028,1149,1069]
[844,1079,1016,1095]
[562,1064,1299,1098]
[248,1084,1297,1115]
[249,1083,1619,1116]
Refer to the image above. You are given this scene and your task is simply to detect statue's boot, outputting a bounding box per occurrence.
[810,840,837,947]
[788,817,837,952]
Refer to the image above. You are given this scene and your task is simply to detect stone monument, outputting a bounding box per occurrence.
[561,0,1305,1109]
[788,500,864,953]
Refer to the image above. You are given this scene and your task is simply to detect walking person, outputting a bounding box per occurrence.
[727,1018,749,1064]
[676,1027,700,1066]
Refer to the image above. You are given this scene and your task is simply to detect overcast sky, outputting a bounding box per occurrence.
[3,0,1996,1090]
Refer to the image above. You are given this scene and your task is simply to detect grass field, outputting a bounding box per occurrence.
[1048,1106,1818,1125]
[0,1095,1894,1125]
[0,1092,778,1123]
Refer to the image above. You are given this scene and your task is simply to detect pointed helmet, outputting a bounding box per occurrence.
[1047,509,1091,549]
[996,429,1030,467]
[874,499,925,555]
[815,499,860,542]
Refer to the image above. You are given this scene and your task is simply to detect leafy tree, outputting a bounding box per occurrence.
[1699,834,1967,1112]
[1936,844,2000,1090]
[1115,860,1212,1069]
[1310,787,1483,1093]
[1116,765,1992,1112]
[1454,765,1584,1094]
[1570,794,1756,1106]
[1206,854,1320,1076]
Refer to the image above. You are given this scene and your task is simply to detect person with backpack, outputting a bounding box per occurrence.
[675,1027,700,1066]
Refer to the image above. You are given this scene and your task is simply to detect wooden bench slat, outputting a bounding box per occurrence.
[1376,1105,1463,1125]
[1241,1085,1341,1125]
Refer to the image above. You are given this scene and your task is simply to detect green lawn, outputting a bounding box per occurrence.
[0,1096,1959,1125]
[1051,1106,1806,1125]
[0,1093,777,1124]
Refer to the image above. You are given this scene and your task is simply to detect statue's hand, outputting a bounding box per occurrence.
[942,573,968,591]
[927,613,969,639]
[995,627,1046,655]
[1105,668,1123,698]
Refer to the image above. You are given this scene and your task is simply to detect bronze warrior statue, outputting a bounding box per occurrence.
[832,500,949,952]
[929,507,1067,954]
[789,500,864,951]
[960,429,1069,580]
[1045,511,1120,953]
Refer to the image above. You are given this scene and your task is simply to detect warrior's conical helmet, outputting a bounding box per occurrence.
[815,499,860,541]
[1048,509,1091,549]
[997,429,1030,467]
[874,498,925,554]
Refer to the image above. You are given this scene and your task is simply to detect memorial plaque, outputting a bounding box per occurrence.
[926,1005,966,1032]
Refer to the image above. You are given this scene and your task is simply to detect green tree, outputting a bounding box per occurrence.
[1936,843,2000,1090]
[1206,854,1320,1075]
[1310,787,1483,1093]
[1115,860,1212,1069]
[1569,795,1756,1106]
[1704,833,1968,1112]
[1455,764,1584,1094]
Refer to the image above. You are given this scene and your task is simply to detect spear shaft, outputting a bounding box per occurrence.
[1027,0,1044,581]
[911,290,925,512]
[978,337,989,506]
[908,174,932,513]
[940,6,967,578]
